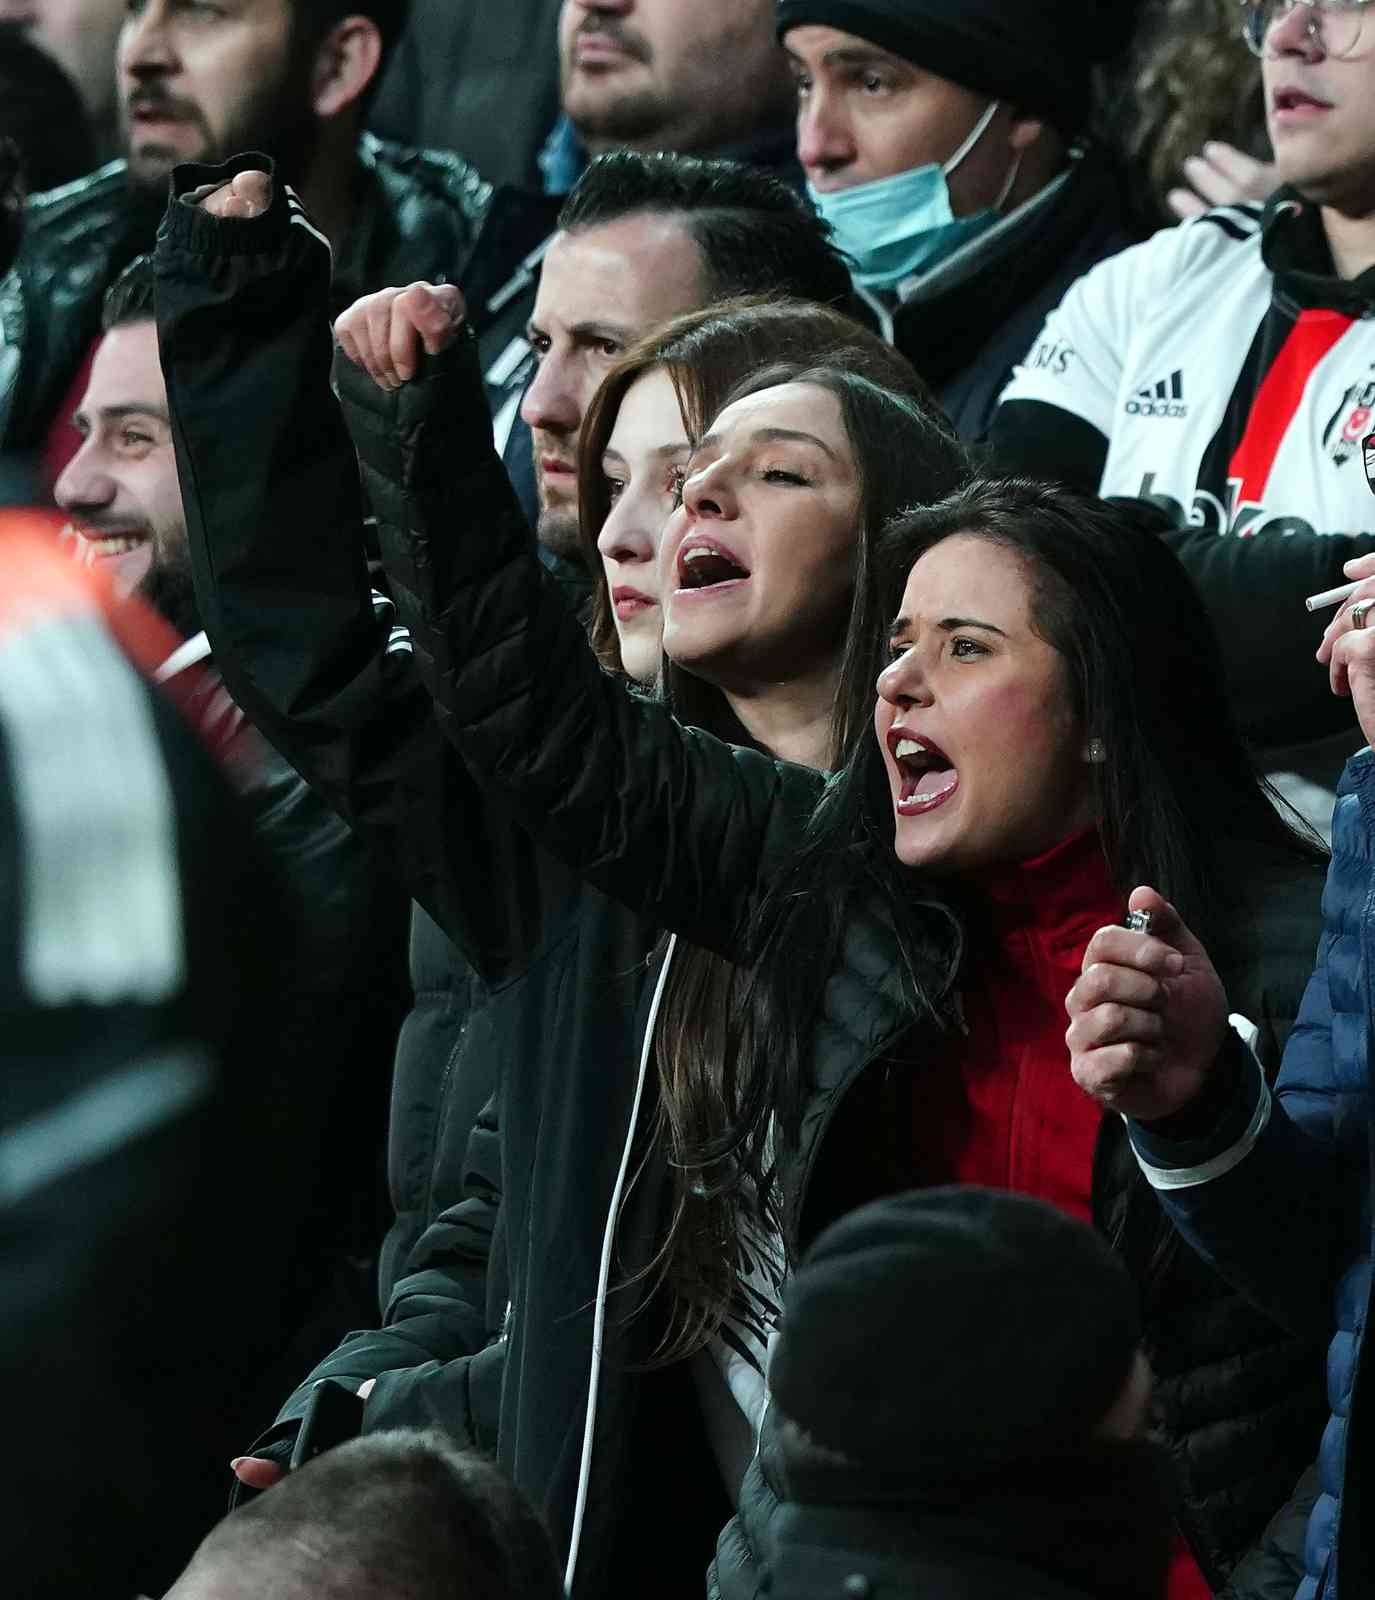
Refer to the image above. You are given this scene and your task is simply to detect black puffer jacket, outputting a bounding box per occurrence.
[0,132,491,456]
[362,332,1330,1596]
[153,173,1327,1599]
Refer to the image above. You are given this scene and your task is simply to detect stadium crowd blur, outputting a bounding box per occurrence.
[3,2,1375,1598]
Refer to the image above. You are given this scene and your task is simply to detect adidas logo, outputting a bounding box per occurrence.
[1126,369,1188,419]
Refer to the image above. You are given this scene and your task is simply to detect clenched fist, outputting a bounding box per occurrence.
[333,281,467,390]
[1065,886,1228,1123]
[194,168,273,220]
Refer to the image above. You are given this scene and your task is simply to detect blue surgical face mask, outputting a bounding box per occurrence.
[809,101,1019,294]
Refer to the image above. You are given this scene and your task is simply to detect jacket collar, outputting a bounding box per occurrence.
[1262,185,1375,313]
[886,142,1130,383]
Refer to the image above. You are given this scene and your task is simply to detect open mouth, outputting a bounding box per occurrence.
[889,731,959,816]
[1272,86,1331,115]
[74,527,150,562]
[675,537,750,594]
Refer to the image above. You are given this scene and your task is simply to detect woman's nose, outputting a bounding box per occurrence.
[877,649,930,707]
[681,459,734,521]
[597,503,655,565]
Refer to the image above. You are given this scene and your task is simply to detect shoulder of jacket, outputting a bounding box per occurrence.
[24,160,128,232]
[359,132,493,221]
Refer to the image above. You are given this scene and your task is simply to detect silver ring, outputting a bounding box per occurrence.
[1125,909,1154,937]
[1353,599,1375,631]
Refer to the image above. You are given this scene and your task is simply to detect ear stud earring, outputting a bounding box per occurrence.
[1085,738,1107,764]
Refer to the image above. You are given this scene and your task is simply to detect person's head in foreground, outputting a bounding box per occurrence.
[163,1430,563,1600]
[766,1187,1171,1600]
[576,295,948,687]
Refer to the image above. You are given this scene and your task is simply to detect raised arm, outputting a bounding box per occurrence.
[343,324,824,961]
[153,157,583,982]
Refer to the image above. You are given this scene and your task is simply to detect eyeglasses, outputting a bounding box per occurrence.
[1241,0,1375,58]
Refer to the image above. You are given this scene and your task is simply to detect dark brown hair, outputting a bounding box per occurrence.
[571,310,971,1360]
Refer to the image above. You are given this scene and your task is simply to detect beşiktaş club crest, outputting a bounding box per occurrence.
[1323,373,1375,467]
[1125,369,1187,419]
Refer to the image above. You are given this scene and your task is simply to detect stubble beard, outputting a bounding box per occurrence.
[136,525,202,640]
[537,504,584,564]
[122,52,319,206]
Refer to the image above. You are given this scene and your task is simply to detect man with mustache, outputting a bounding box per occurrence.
[469,0,799,536]
[0,0,492,500]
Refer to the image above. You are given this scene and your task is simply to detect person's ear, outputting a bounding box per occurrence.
[310,16,383,120]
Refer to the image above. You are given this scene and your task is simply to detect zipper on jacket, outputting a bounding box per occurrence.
[563,932,678,1594]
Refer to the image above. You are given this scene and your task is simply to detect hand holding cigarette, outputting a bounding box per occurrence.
[1316,552,1375,748]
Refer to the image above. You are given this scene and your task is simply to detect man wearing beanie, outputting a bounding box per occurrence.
[779,0,1140,441]
[712,1188,1173,1600]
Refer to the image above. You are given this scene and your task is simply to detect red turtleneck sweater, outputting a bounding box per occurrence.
[908,828,1209,1600]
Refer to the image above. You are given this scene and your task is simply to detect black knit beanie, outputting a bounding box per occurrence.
[776,0,1138,137]
[768,1187,1143,1478]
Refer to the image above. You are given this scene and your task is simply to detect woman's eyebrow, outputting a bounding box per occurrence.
[750,426,839,459]
[886,613,1009,637]
[938,616,1007,637]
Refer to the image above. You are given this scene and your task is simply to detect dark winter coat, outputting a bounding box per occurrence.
[1131,753,1375,1600]
[877,142,1136,444]
[153,164,1328,1600]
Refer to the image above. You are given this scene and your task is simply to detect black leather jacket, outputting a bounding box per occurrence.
[0,132,491,457]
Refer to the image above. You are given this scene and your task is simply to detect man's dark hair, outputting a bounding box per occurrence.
[557,150,855,309]
[187,1430,563,1600]
[102,255,155,333]
[292,0,411,61]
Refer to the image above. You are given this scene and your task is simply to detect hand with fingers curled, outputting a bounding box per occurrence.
[191,167,273,220]
[1066,887,1229,1124]
[1317,551,1375,749]
[333,282,468,392]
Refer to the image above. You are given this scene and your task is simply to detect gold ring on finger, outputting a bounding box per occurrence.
[1353,599,1375,631]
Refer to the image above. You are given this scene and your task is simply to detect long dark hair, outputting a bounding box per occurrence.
[668,480,1324,1353]
[646,363,970,1360]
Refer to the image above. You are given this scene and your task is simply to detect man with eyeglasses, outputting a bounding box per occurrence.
[992,0,1375,837]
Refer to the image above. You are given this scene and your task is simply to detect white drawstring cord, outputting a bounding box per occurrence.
[563,932,679,1594]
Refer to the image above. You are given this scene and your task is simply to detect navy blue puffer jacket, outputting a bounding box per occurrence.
[1132,752,1375,1599]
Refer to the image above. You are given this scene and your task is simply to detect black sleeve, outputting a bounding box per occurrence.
[985,397,1111,491]
[1158,519,1375,751]
[359,335,827,961]
[153,154,581,984]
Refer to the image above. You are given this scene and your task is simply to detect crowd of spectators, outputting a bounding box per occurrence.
[2,3,1374,1599]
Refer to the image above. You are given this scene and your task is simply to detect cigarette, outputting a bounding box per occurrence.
[1305,580,1362,613]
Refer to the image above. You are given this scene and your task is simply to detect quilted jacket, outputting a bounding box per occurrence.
[154,166,1331,1598]
[1132,753,1375,1599]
